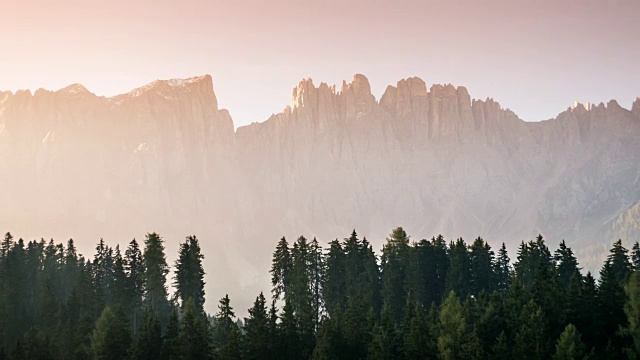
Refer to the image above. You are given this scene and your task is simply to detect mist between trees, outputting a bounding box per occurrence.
[0,227,639,359]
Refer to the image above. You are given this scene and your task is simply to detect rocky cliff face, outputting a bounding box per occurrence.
[1,74,639,311]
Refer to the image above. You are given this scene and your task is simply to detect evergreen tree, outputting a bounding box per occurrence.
[214,294,241,360]
[180,298,211,360]
[174,235,206,312]
[244,292,272,360]
[142,233,171,325]
[597,240,632,347]
[90,306,131,360]
[513,300,548,360]
[323,239,346,317]
[446,238,472,298]
[309,237,324,328]
[279,298,301,360]
[554,240,581,284]
[162,308,181,360]
[342,297,374,359]
[437,291,483,360]
[623,271,640,358]
[494,243,511,291]
[368,305,400,360]
[468,237,494,295]
[21,329,54,360]
[130,308,163,360]
[381,227,410,324]
[271,237,292,302]
[632,242,640,271]
[490,331,510,360]
[124,238,144,333]
[552,324,587,360]
[403,303,436,360]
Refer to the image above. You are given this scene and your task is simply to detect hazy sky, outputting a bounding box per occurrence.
[1,0,638,127]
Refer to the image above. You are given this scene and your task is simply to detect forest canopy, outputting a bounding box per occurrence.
[0,228,638,360]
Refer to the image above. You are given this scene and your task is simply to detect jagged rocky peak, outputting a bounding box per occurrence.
[57,83,92,96]
[121,74,217,106]
[291,77,318,109]
[341,73,373,99]
[569,101,593,113]
[633,97,640,118]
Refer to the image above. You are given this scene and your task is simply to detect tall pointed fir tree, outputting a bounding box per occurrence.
[214,295,241,360]
[494,243,511,291]
[381,227,411,324]
[180,298,211,360]
[271,237,292,302]
[124,238,144,333]
[174,235,206,312]
[142,233,171,326]
[244,292,272,360]
[597,239,631,348]
[130,308,163,360]
[90,306,131,360]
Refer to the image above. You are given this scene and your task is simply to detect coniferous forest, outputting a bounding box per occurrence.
[1,228,640,359]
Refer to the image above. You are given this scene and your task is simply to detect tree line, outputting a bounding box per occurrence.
[1,227,640,359]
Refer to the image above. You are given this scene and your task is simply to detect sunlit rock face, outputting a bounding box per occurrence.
[1,74,639,311]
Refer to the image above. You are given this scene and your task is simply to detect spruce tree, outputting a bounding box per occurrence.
[632,242,640,271]
[174,236,206,312]
[90,306,131,360]
[142,233,171,325]
[180,298,211,360]
[403,303,436,359]
[244,292,272,360]
[381,227,411,324]
[552,324,587,360]
[468,237,494,295]
[271,237,292,302]
[162,308,181,360]
[623,271,640,358]
[437,291,483,360]
[494,243,511,291]
[597,240,632,347]
[513,300,548,360]
[323,239,346,317]
[130,308,163,360]
[124,238,144,333]
[214,295,241,360]
[554,240,581,284]
[279,298,301,360]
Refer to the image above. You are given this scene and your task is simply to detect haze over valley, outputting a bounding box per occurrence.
[1,74,638,311]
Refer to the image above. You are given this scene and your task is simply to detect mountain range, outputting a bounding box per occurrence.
[1,74,639,311]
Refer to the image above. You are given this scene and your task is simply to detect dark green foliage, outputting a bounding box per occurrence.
[244,292,272,360]
[130,308,163,360]
[597,240,632,348]
[553,323,587,360]
[214,294,242,360]
[90,306,131,360]
[142,233,171,326]
[494,243,511,291]
[174,235,206,312]
[437,292,482,360]
[271,237,292,302]
[381,227,411,324]
[554,240,581,284]
[323,239,346,317]
[124,239,144,333]
[180,298,211,360]
[0,228,636,359]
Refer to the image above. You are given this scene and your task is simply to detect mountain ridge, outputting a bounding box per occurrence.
[0,73,639,312]
[3,73,637,129]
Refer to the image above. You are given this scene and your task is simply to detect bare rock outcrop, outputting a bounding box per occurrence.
[1,73,639,311]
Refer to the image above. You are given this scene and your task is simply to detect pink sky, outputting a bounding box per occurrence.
[1,0,638,126]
